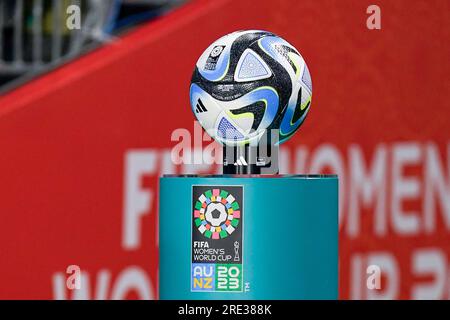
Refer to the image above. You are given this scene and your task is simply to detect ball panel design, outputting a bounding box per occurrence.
[190,83,280,144]
[190,30,312,145]
[234,48,272,82]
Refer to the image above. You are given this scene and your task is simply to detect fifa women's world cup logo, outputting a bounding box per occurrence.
[193,188,241,239]
[191,186,244,292]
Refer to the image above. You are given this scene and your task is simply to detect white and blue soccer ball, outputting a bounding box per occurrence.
[190,30,312,145]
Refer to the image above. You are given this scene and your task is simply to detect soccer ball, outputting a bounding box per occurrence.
[190,30,312,145]
[204,202,228,227]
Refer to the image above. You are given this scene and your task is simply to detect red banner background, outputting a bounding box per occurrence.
[0,0,449,299]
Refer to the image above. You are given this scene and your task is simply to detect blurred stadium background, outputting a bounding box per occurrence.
[0,0,449,299]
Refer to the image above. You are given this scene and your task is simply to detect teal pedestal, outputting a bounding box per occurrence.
[159,175,338,299]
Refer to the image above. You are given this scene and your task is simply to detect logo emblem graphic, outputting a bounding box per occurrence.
[234,156,248,166]
[192,186,243,292]
[210,45,224,57]
[195,98,208,113]
[205,45,225,71]
[194,188,241,239]
[233,241,240,262]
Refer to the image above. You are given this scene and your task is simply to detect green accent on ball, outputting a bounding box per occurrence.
[231,219,239,227]
[204,230,212,238]
[288,51,301,77]
[220,230,228,238]
[290,97,311,126]
[204,190,213,198]
[195,201,202,210]
[194,218,202,227]
[257,38,270,57]
[231,202,239,210]
[220,190,228,198]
